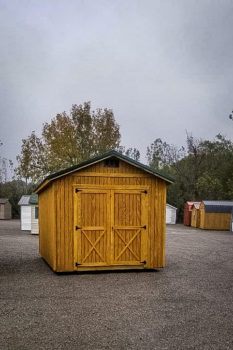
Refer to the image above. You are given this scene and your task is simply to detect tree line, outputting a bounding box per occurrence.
[1,101,233,219]
[147,133,233,220]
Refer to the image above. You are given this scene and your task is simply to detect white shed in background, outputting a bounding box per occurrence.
[29,194,39,234]
[18,195,31,231]
[18,194,39,234]
[166,204,177,224]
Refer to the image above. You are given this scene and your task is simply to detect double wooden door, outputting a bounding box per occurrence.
[74,186,148,269]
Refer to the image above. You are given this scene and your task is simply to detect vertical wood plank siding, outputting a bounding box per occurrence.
[40,159,168,272]
[39,184,56,270]
[199,203,231,230]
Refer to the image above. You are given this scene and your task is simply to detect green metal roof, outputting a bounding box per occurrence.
[29,193,38,205]
[35,150,174,192]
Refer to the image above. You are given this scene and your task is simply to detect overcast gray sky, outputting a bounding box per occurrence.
[1,0,233,164]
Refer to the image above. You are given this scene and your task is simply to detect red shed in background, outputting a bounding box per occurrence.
[183,202,200,226]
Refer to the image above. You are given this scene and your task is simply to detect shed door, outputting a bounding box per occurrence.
[74,187,148,268]
[111,190,148,266]
[75,189,110,267]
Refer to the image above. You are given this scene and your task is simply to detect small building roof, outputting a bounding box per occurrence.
[18,195,31,206]
[185,201,200,209]
[35,150,175,194]
[29,194,38,205]
[192,202,201,210]
[202,200,233,213]
[0,198,9,204]
[166,203,177,210]
[186,201,200,206]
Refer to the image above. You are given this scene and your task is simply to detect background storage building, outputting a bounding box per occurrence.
[35,150,174,272]
[199,200,233,230]
[18,194,39,233]
[166,204,177,224]
[18,195,31,230]
[0,199,12,219]
[29,194,39,234]
[183,201,200,226]
[191,202,201,228]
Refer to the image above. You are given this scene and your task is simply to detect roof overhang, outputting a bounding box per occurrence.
[35,150,175,194]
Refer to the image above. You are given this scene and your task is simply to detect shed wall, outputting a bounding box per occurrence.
[166,206,176,224]
[52,159,167,272]
[191,208,200,228]
[0,204,4,219]
[5,202,12,219]
[39,184,56,270]
[199,204,231,230]
[21,206,31,230]
[31,205,39,234]
[0,202,11,219]
[183,204,192,226]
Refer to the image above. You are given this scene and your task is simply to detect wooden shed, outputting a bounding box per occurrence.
[35,150,174,272]
[199,200,233,230]
[0,199,12,219]
[190,202,201,228]
[166,204,177,224]
[29,194,39,235]
[183,201,200,226]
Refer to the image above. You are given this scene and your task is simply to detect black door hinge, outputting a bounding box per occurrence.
[140,260,147,264]
[141,225,146,229]
[75,226,82,230]
[141,190,147,194]
[75,188,82,193]
[75,262,82,267]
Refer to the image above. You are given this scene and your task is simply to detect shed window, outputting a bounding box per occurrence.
[35,206,39,219]
[104,159,119,168]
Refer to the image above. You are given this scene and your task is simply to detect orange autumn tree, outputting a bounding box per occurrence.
[16,102,123,183]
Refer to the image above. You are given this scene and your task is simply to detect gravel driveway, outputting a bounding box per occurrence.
[0,220,233,349]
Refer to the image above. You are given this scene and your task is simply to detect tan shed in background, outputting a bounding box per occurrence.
[199,200,233,230]
[191,202,201,228]
[0,199,12,220]
[35,151,174,272]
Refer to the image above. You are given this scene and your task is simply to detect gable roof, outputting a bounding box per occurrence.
[185,201,200,209]
[18,195,31,206]
[166,203,177,210]
[0,198,9,204]
[202,200,233,213]
[29,194,38,205]
[192,202,201,210]
[35,150,174,194]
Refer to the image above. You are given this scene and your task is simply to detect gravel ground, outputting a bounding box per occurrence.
[0,220,233,350]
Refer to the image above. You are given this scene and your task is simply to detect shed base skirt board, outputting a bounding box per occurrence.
[56,268,160,274]
[41,257,162,272]
[200,227,230,231]
[75,264,145,272]
[54,265,161,273]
